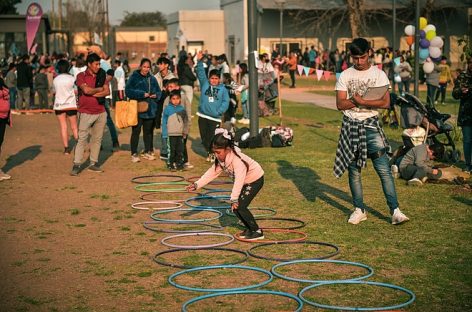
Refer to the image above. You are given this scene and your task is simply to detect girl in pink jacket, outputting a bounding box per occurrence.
[187,128,265,240]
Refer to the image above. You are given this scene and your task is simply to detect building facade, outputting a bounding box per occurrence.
[167,10,225,58]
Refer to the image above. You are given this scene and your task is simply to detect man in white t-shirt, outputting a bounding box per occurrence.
[334,37,409,226]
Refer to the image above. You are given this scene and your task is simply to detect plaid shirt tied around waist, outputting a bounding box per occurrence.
[333,115,389,178]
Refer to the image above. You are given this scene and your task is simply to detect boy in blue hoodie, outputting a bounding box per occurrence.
[162,90,189,171]
[196,51,229,161]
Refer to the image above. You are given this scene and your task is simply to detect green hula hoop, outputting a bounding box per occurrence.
[134,181,188,193]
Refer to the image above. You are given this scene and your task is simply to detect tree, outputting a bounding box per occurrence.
[120,11,166,28]
[0,0,21,14]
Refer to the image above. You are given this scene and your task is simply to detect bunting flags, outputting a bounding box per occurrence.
[336,73,341,81]
[323,71,331,81]
[316,69,323,81]
[297,65,304,76]
[393,57,401,66]
[303,66,310,76]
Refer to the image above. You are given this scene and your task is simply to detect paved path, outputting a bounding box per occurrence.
[280,87,337,110]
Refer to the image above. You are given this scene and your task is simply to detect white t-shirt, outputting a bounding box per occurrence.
[53,74,77,110]
[335,65,390,121]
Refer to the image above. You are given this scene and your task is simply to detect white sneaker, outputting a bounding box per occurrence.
[391,208,410,225]
[407,178,423,186]
[0,170,11,181]
[184,162,194,169]
[230,117,236,125]
[391,164,399,179]
[131,154,141,163]
[348,208,367,225]
[142,152,156,160]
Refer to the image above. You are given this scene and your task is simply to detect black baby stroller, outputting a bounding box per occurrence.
[395,93,460,162]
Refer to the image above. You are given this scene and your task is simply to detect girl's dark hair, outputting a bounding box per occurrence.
[211,131,249,170]
[169,89,181,99]
[140,58,151,67]
[209,69,220,78]
[57,59,70,74]
[239,63,248,75]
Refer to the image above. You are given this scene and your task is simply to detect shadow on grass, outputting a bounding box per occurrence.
[276,160,351,214]
[189,135,207,158]
[2,145,41,173]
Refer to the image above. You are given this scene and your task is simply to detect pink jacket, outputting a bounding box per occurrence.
[195,148,264,201]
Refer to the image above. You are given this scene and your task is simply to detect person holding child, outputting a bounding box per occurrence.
[186,128,265,240]
[161,90,189,171]
[195,51,229,162]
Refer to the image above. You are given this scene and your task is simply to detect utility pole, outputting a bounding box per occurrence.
[414,0,420,96]
[58,0,62,51]
[105,0,110,54]
[248,0,259,136]
[392,0,396,93]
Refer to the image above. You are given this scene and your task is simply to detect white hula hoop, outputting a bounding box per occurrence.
[131,201,183,211]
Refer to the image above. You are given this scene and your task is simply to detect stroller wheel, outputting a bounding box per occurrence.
[451,150,461,163]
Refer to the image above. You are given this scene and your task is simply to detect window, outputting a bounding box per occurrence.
[149,36,155,42]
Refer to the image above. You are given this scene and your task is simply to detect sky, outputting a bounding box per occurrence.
[16,0,220,25]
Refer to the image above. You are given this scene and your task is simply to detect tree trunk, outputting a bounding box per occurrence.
[346,0,366,38]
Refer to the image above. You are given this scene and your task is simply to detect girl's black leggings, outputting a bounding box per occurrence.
[234,176,264,232]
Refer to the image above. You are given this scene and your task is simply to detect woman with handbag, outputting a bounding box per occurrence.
[125,58,161,163]
[0,77,12,181]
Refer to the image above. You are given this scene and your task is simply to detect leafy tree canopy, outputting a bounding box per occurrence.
[0,0,21,14]
[120,11,166,28]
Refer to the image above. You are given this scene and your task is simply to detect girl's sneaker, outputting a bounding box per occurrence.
[0,170,11,181]
[244,229,264,241]
[131,154,141,163]
[239,228,251,238]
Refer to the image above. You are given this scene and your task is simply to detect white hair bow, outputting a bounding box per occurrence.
[215,128,232,140]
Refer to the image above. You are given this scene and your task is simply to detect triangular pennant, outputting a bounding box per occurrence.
[303,66,310,76]
[323,71,331,81]
[377,64,383,70]
[297,65,304,76]
[394,57,401,66]
[316,69,323,81]
[309,68,315,75]
[336,73,341,81]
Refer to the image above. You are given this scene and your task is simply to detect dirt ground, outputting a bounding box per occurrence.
[0,113,314,312]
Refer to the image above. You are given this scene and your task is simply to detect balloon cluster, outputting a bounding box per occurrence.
[404,16,444,73]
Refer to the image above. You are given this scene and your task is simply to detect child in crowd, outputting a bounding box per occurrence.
[186,128,265,240]
[162,90,189,171]
[195,51,229,162]
[396,143,443,186]
[35,66,49,109]
[238,63,250,124]
[222,73,239,124]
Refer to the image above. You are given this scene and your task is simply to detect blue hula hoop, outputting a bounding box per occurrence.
[150,208,223,223]
[204,189,232,196]
[298,280,416,311]
[181,290,303,312]
[185,195,231,210]
[225,207,277,218]
[169,265,273,292]
[271,259,374,284]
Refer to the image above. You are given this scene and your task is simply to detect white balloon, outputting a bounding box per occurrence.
[394,75,402,83]
[410,43,415,51]
[423,24,436,33]
[423,61,434,74]
[429,46,442,58]
[430,36,444,48]
[404,25,415,36]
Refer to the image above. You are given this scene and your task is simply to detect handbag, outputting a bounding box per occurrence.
[137,77,150,113]
[115,99,138,128]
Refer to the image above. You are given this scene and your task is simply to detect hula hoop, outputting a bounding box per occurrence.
[254,217,306,230]
[134,182,188,193]
[271,259,374,284]
[140,191,200,201]
[161,232,235,249]
[248,241,340,262]
[182,290,303,312]
[131,201,183,211]
[298,280,416,311]
[168,265,273,292]
[150,208,223,223]
[203,184,234,191]
[187,176,233,184]
[131,174,185,184]
[185,195,231,210]
[225,207,277,218]
[153,247,248,269]
[234,229,307,244]
[143,221,224,233]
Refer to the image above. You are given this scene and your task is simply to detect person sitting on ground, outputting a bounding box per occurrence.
[397,143,443,186]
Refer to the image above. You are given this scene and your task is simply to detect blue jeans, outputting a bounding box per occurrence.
[462,125,472,169]
[8,87,17,109]
[398,79,410,95]
[426,84,438,107]
[241,100,249,119]
[348,127,399,213]
[104,99,118,144]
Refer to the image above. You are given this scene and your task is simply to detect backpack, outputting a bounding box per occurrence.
[270,126,294,147]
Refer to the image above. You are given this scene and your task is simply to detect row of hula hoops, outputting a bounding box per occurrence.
[132,174,416,311]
